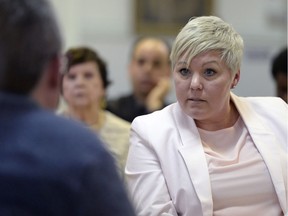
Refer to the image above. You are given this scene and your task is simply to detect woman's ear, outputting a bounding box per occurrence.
[232,70,240,88]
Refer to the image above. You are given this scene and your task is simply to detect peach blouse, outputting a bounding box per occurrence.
[198,117,283,216]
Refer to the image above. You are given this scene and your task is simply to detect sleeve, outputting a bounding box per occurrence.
[125,117,178,216]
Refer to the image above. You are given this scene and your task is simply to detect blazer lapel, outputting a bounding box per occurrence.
[174,103,213,216]
[231,93,287,212]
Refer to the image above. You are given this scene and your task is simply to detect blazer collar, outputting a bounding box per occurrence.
[174,103,213,216]
[231,93,287,212]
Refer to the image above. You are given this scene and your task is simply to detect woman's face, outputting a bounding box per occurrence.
[62,61,105,108]
[173,51,239,124]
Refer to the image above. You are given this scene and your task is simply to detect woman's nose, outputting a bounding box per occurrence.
[190,74,203,90]
[75,76,85,85]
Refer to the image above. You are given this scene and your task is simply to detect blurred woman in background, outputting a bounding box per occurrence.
[59,47,130,176]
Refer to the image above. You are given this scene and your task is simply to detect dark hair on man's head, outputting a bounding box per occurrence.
[272,47,287,79]
[0,0,62,94]
[65,47,111,89]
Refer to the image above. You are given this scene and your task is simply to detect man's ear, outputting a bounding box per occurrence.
[128,61,134,76]
[164,63,171,78]
[31,55,61,110]
[47,55,61,88]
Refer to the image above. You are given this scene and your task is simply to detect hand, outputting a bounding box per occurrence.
[146,77,171,112]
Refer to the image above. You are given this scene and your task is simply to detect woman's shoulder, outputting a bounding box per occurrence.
[132,103,179,129]
[234,95,287,133]
[104,110,131,129]
[232,93,287,111]
[239,96,287,112]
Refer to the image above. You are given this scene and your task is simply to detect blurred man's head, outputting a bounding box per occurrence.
[271,47,287,103]
[129,37,171,101]
[0,0,62,108]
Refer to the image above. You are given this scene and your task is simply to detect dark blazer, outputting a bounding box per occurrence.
[0,92,135,216]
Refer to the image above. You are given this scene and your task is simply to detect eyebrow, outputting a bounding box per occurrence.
[175,61,188,66]
[176,60,219,67]
[203,59,218,64]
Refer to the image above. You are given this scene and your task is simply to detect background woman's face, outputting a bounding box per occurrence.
[173,51,239,122]
[62,61,105,108]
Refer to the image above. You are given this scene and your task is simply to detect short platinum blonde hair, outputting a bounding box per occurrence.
[170,16,244,74]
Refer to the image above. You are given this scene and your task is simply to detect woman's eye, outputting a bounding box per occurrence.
[66,74,76,80]
[84,72,93,79]
[179,68,190,76]
[204,69,216,77]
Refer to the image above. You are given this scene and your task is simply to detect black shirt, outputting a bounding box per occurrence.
[107,94,168,122]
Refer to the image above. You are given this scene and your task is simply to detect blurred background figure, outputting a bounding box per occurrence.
[59,47,131,175]
[0,0,135,215]
[107,36,171,122]
[271,47,287,103]
[50,0,286,103]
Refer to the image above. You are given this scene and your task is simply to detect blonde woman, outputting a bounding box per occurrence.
[125,16,287,216]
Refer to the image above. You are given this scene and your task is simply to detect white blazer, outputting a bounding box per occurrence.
[125,93,288,216]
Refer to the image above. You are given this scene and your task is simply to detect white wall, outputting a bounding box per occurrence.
[49,0,287,102]
[214,0,287,97]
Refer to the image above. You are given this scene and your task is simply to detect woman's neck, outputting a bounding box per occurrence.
[195,101,239,131]
[66,105,104,128]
